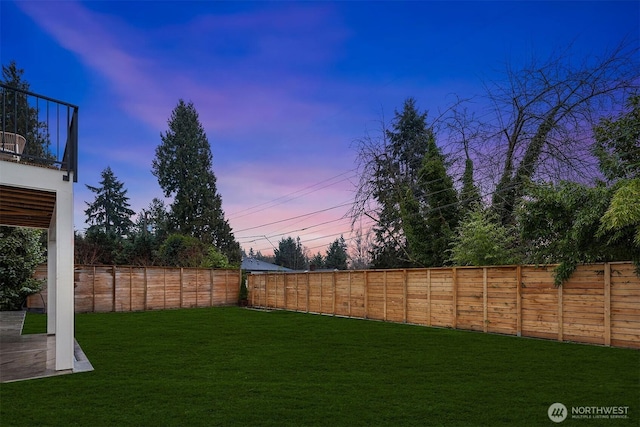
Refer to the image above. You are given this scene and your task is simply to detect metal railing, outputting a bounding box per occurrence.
[0,83,78,182]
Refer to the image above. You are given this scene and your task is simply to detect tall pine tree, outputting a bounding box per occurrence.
[369,98,435,268]
[401,133,459,267]
[152,100,241,264]
[325,235,348,270]
[274,237,306,270]
[84,166,135,237]
[366,98,458,267]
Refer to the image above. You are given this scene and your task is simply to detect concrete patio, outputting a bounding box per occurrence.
[0,311,93,383]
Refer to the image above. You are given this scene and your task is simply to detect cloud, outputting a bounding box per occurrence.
[16,1,349,134]
[12,1,394,251]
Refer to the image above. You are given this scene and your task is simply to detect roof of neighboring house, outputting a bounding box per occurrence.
[241,258,293,272]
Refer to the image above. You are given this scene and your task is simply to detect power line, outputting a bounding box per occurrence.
[233,200,354,234]
[228,169,356,220]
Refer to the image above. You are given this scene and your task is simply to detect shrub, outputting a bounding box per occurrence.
[0,226,46,310]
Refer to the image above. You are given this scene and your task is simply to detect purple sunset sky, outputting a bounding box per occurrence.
[1,1,638,256]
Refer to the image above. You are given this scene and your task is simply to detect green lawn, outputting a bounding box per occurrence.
[1,307,638,426]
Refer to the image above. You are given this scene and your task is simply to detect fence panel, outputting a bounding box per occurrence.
[248,262,639,349]
[610,263,640,348]
[27,265,241,313]
[486,267,518,335]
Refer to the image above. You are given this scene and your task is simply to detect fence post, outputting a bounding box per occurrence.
[180,267,184,309]
[144,267,148,311]
[452,268,457,329]
[284,274,288,309]
[210,269,214,307]
[295,274,299,311]
[306,273,310,313]
[112,265,116,312]
[195,269,199,307]
[383,271,388,321]
[332,272,336,316]
[348,271,352,318]
[265,275,269,308]
[483,267,488,333]
[558,284,563,342]
[516,265,522,336]
[319,274,323,314]
[225,269,229,305]
[426,269,431,326]
[364,270,369,319]
[92,266,96,313]
[604,263,611,346]
[403,269,408,323]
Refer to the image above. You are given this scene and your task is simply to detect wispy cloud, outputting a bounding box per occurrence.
[16,1,349,137]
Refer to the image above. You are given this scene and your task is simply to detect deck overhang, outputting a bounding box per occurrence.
[0,183,56,229]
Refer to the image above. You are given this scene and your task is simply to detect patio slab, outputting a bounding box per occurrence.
[0,311,93,383]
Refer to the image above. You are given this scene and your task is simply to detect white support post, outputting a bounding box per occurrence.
[47,225,57,335]
[54,184,75,371]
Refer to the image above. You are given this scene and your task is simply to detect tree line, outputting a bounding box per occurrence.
[1,39,639,311]
[350,42,639,284]
[77,99,242,268]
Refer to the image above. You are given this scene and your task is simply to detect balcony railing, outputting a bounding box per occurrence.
[1,83,78,182]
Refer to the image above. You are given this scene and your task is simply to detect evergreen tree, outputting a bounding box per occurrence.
[274,236,307,270]
[460,157,481,215]
[84,166,135,238]
[309,252,325,270]
[365,98,436,268]
[1,61,54,162]
[401,135,459,267]
[325,236,348,270]
[152,99,241,264]
[369,97,458,267]
[448,206,521,266]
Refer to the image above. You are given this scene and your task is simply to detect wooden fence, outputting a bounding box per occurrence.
[27,265,241,313]
[247,262,640,349]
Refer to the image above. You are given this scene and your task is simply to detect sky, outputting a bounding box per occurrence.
[1,1,638,257]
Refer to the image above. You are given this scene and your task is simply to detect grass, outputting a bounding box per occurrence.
[1,307,638,426]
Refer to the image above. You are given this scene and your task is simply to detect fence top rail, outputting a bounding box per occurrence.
[73,265,240,272]
[247,261,637,276]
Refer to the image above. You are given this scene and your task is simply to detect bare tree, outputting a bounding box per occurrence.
[481,41,639,223]
[348,224,373,270]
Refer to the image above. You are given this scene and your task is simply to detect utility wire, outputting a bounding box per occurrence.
[233,200,354,234]
[228,169,356,220]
